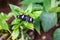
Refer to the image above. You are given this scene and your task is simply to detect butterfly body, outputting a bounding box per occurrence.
[17,14,34,24]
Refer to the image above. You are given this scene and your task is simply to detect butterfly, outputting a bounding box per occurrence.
[17,14,34,24]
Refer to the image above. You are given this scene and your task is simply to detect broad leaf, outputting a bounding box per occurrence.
[53,28,60,40]
[40,12,57,32]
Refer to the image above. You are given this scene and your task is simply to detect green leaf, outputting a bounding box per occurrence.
[0,12,7,21]
[29,11,42,19]
[43,0,51,11]
[23,22,34,30]
[57,13,60,18]
[51,0,57,7]
[53,28,60,40]
[0,25,3,30]
[2,21,9,30]
[40,12,57,32]
[11,18,21,25]
[20,26,24,40]
[56,1,60,6]
[29,11,42,34]
[0,13,9,30]
[48,7,60,12]
[20,0,43,6]
[12,24,20,30]
[34,18,40,34]
[25,4,32,14]
[0,21,9,30]
[12,29,19,40]
[22,4,43,11]
[7,12,13,20]
[32,11,42,19]
[9,4,24,16]
[32,4,43,11]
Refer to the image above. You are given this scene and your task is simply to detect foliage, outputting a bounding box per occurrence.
[0,0,60,40]
[53,28,60,40]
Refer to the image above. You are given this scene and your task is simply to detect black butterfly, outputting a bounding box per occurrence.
[17,14,34,24]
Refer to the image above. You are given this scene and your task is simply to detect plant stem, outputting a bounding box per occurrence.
[20,26,24,40]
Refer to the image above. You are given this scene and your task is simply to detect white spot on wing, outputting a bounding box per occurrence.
[21,15,24,18]
[30,18,32,21]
